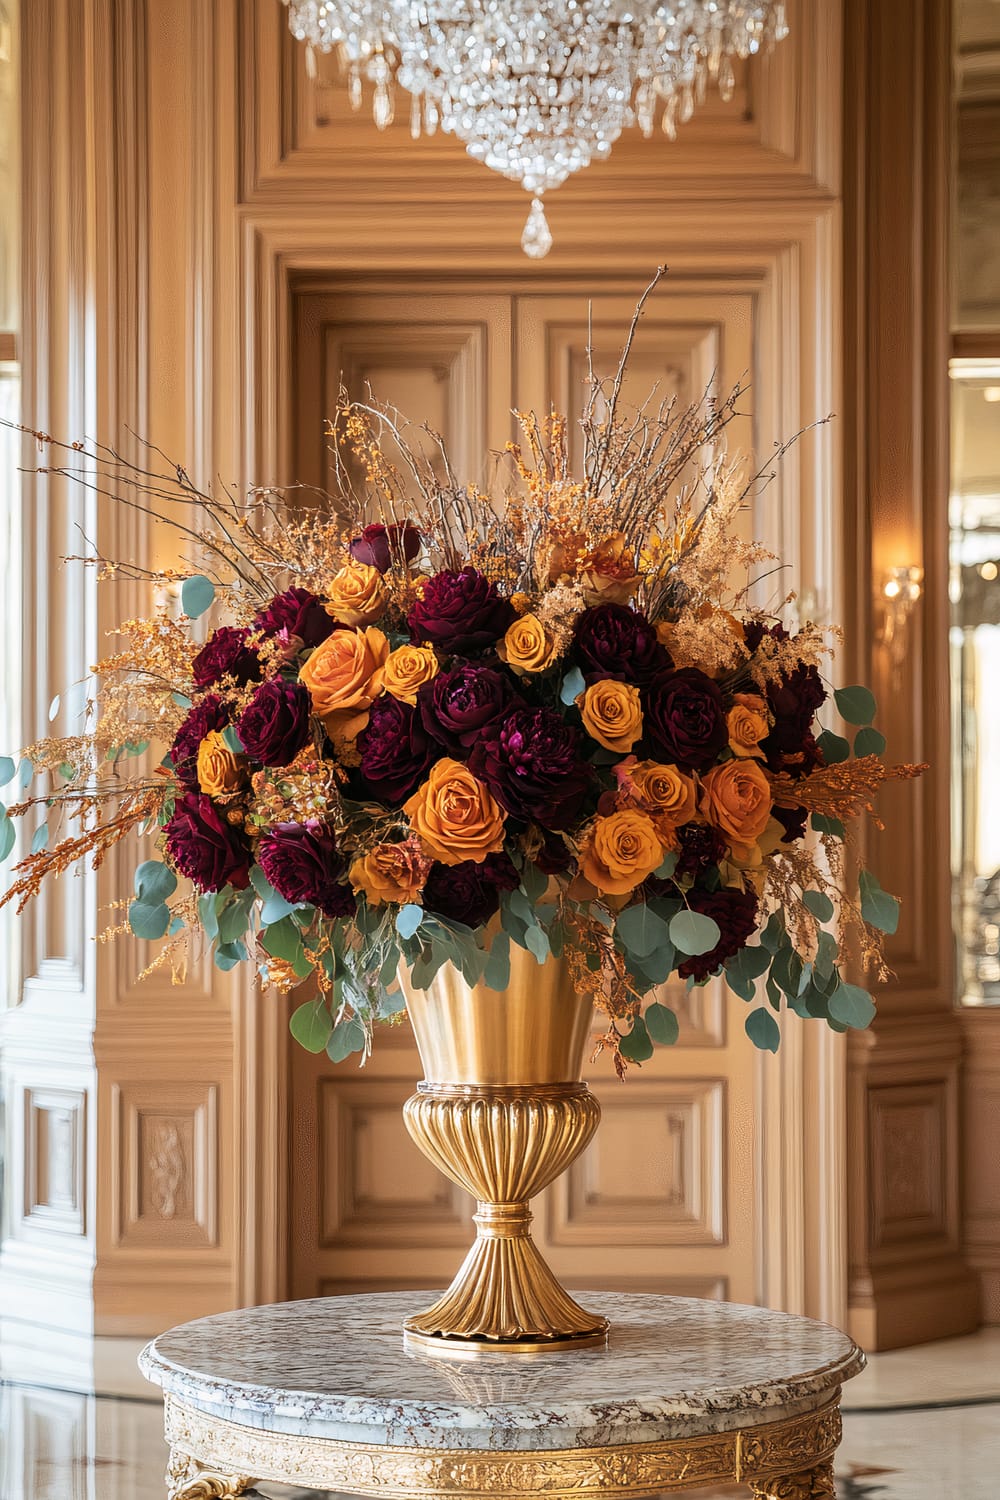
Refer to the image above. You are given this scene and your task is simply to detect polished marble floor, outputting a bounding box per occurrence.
[1,1331,999,1499]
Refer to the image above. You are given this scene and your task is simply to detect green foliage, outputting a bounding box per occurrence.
[250,866,298,923]
[289,998,333,1053]
[128,860,179,942]
[859,868,899,935]
[327,1015,367,1062]
[0,811,15,862]
[396,904,423,939]
[619,1015,654,1062]
[181,575,216,619]
[854,726,886,757]
[222,725,245,754]
[745,1006,780,1052]
[816,730,850,765]
[669,909,721,957]
[0,757,14,788]
[827,982,876,1029]
[802,889,834,923]
[559,666,586,706]
[834,684,877,726]
[128,902,172,941]
[30,823,49,854]
[811,813,846,839]
[616,902,671,960]
[644,1001,679,1046]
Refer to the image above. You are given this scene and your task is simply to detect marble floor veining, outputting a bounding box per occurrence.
[2,1333,999,1500]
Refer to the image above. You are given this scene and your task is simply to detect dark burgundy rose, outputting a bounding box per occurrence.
[422,853,520,930]
[192,626,261,689]
[407,567,515,654]
[470,705,596,830]
[257,822,355,918]
[571,602,668,684]
[165,792,252,892]
[641,667,728,772]
[534,832,573,876]
[350,522,422,573]
[418,664,521,758]
[237,679,312,767]
[674,820,727,880]
[772,804,809,843]
[169,695,229,786]
[253,587,334,651]
[676,886,760,982]
[358,695,436,804]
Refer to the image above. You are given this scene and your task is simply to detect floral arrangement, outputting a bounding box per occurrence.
[2,280,923,1072]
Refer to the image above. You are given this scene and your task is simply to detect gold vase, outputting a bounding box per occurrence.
[399,949,610,1356]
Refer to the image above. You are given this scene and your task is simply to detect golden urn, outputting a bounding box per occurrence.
[399,948,609,1355]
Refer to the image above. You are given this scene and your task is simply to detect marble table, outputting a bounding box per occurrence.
[139,1291,865,1500]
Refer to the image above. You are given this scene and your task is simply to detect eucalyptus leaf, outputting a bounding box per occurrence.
[669,909,721,957]
[619,1015,654,1063]
[0,757,14,788]
[644,1001,679,1046]
[854,726,887,758]
[31,823,49,854]
[0,813,15,862]
[746,1006,781,1053]
[396,904,423,939]
[222,724,245,754]
[859,869,899,935]
[260,914,304,965]
[811,813,846,839]
[616,902,671,960]
[828,982,877,1029]
[326,1015,367,1063]
[803,889,834,923]
[215,939,248,970]
[134,859,178,905]
[520,859,548,904]
[816,730,850,765]
[128,900,170,941]
[524,922,550,966]
[482,933,511,992]
[289,999,333,1054]
[559,666,586,707]
[653,850,679,879]
[834,684,877,726]
[760,911,786,953]
[181,574,216,619]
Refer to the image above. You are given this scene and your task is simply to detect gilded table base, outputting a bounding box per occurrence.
[163,1393,842,1500]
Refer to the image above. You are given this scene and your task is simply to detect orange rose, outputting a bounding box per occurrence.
[625,759,697,836]
[579,532,642,605]
[350,840,429,906]
[196,730,247,796]
[403,758,507,866]
[299,626,389,748]
[500,614,558,675]
[374,644,439,705]
[578,810,665,897]
[579,679,643,754]
[326,559,387,626]
[727,693,769,759]
[700,759,773,856]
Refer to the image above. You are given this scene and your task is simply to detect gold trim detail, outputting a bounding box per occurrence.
[402,1083,608,1348]
[165,1445,256,1499]
[163,1395,843,1498]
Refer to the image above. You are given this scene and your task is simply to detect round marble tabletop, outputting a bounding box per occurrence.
[140,1291,864,1453]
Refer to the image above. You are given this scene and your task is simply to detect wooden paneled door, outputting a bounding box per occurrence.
[287,280,760,1307]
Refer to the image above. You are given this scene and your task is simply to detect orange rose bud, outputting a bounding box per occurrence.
[579,679,643,755]
[578,809,665,897]
[578,531,642,605]
[727,692,769,759]
[349,840,429,906]
[325,558,387,626]
[700,759,773,857]
[374,644,439,705]
[500,613,558,675]
[299,625,389,749]
[196,730,247,797]
[403,758,507,866]
[626,759,697,835]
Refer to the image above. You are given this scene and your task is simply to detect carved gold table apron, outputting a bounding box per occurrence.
[139,1291,865,1500]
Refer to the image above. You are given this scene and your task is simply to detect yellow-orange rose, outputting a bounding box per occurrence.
[579,532,642,605]
[727,693,769,759]
[579,679,643,754]
[700,759,773,856]
[374,644,439,705]
[196,730,247,796]
[403,758,507,866]
[350,841,428,906]
[578,810,665,896]
[500,614,558,675]
[299,626,389,748]
[627,760,697,831]
[326,558,387,626]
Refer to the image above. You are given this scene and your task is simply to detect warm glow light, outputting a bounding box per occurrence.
[985,388,1000,404]
[982,561,999,582]
[883,578,902,599]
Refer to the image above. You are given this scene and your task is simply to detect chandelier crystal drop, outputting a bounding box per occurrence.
[283,1,790,256]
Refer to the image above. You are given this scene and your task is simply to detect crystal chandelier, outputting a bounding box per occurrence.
[283,2,790,257]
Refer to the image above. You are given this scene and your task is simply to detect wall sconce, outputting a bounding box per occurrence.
[878,565,923,672]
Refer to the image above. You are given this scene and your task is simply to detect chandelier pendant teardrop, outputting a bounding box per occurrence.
[283,2,791,257]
